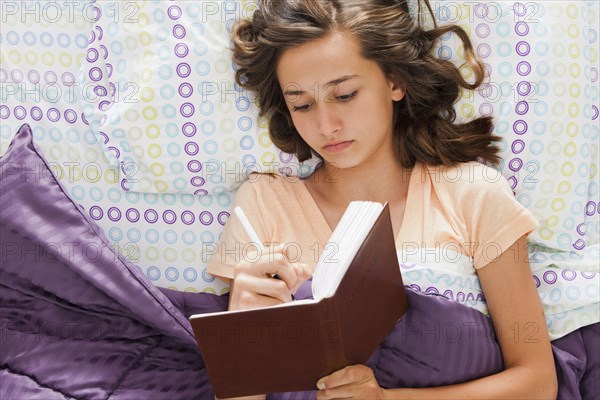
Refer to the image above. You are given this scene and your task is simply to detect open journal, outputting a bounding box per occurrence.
[190,202,408,398]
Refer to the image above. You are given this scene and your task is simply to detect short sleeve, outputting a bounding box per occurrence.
[206,176,270,280]
[463,164,539,269]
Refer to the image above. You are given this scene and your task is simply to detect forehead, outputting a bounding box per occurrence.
[276,32,373,89]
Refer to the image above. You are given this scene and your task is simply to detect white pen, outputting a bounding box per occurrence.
[234,206,265,250]
[234,207,291,298]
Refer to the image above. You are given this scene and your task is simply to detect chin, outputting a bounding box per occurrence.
[321,156,361,171]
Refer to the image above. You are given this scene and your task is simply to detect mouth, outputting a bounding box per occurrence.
[323,140,353,153]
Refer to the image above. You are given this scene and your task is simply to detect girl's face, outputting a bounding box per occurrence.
[276,32,404,170]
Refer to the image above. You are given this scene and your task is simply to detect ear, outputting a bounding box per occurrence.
[389,79,405,101]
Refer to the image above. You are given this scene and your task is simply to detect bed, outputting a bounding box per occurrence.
[1,1,598,398]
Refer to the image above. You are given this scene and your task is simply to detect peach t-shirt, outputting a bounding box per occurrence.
[207,162,539,280]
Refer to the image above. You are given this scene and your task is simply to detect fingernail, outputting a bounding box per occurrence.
[317,380,326,390]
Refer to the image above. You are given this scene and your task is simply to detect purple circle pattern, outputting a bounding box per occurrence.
[30,106,42,121]
[173,24,186,39]
[191,176,205,187]
[28,70,40,83]
[126,208,140,223]
[185,142,199,156]
[108,207,122,222]
[561,270,577,281]
[180,103,195,117]
[543,271,558,285]
[44,71,57,84]
[511,139,525,154]
[515,21,529,36]
[187,161,202,173]
[175,43,189,58]
[181,211,195,225]
[163,210,177,224]
[179,83,193,98]
[89,67,103,82]
[182,122,197,137]
[167,5,182,20]
[515,101,529,115]
[89,206,103,220]
[144,209,159,223]
[64,109,77,123]
[167,13,203,183]
[87,48,99,63]
[47,108,60,122]
[508,7,533,195]
[199,211,214,226]
[516,41,530,56]
[0,105,9,119]
[14,106,26,120]
[217,211,230,226]
[176,63,191,78]
[585,201,597,216]
[513,120,528,135]
[517,81,531,96]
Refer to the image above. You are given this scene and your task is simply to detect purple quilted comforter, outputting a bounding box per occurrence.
[1,125,598,399]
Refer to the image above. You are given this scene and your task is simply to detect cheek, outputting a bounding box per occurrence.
[290,115,313,140]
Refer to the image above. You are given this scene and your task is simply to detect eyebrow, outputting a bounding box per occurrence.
[283,75,358,96]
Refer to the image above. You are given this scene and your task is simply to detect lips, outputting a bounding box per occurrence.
[323,140,353,153]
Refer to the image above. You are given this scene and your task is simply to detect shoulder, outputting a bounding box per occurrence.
[422,161,513,198]
[235,172,307,203]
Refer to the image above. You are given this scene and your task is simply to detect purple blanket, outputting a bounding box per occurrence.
[1,125,598,399]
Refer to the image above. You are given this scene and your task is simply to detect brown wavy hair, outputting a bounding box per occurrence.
[231,0,502,166]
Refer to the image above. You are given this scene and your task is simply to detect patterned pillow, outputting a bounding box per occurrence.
[420,0,599,252]
[81,0,318,196]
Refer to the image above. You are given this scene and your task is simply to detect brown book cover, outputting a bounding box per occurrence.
[190,203,408,398]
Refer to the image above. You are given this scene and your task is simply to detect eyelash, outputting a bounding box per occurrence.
[292,91,358,112]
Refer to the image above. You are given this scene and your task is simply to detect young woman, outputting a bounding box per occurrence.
[207,0,557,398]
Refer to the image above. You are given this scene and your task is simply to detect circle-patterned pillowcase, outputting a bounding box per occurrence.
[82,0,319,196]
[417,0,599,252]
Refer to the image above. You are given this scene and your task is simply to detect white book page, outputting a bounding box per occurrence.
[312,201,384,301]
[311,203,363,289]
[320,203,373,295]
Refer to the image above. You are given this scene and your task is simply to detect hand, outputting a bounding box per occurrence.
[229,245,312,311]
[316,365,387,400]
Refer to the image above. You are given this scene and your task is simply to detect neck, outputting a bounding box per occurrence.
[310,151,412,206]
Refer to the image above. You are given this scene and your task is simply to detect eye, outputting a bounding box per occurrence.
[292,103,312,112]
[335,91,358,102]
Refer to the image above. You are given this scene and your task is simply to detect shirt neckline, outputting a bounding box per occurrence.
[297,162,420,245]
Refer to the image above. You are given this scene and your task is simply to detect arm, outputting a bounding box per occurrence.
[316,235,557,399]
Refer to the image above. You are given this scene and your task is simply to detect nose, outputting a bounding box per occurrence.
[315,104,341,137]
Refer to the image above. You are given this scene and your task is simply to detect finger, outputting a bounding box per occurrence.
[231,275,289,310]
[238,249,293,281]
[316,382,363,400]
[244,274,293,304]
[317,365,371,390]
[262,253,301,290]
[316,366,379,400]
[289,263,313,293]
[238,291,286,309]
[296,262,313,279]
